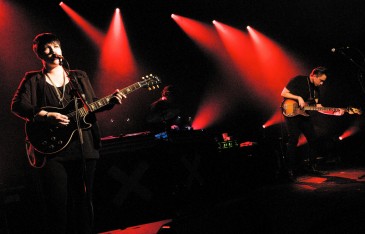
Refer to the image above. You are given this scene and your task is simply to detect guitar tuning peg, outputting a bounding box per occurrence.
[148,87,152,91]
[142,77,145,80]
[156,85,159,88]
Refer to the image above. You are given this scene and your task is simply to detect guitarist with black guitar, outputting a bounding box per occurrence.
[280,66,346,182]
[11,33,127,234]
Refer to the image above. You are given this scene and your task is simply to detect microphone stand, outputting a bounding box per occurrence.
[62,59,95,232]
[338,49,365,93]
[337,49,365,179]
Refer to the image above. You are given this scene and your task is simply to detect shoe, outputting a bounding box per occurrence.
[287,170,298,183]
[306,166,329,176]
[276,169,297,183]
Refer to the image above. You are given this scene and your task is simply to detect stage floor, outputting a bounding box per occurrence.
[101,165,365,233]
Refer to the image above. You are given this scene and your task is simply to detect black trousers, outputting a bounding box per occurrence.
[39,158,97,234]
[284,115,321,171]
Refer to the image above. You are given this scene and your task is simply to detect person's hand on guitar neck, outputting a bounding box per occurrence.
[109,89,127,104]
[36,110,70,126]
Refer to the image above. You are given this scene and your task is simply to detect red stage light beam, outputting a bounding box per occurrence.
[172,14,225,55]
[263,109,285,128]
[339,126,359,140]
[98,8,138,86]
[247,26,305,109]
[214,21,259,84]
[172,15,234,129]
[59,2,104,48]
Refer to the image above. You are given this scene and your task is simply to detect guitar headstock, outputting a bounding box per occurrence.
[347,107,362,115]
[140,74,161,90]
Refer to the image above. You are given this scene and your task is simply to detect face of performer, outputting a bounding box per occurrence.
[312,74,327,87]
[40,41,63,66]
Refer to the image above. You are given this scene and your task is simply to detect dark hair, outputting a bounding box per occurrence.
[32,33,61,59]
[310,66,328,76]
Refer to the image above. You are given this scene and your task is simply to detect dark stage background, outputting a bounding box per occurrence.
[1,0,365,231]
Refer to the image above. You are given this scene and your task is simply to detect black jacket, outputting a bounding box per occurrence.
[11,69,107,150]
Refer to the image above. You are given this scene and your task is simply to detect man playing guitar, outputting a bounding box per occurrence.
[280,66,345,182]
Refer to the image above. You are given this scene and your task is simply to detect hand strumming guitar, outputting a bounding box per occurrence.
[35,110,70,126]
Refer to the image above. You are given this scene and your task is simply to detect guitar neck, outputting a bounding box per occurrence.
[68,81,144,119]
[88,81,143,112]
[303,106,343,112]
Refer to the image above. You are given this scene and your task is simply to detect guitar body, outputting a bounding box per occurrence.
[25,99,92,155]
[281,99,310,117]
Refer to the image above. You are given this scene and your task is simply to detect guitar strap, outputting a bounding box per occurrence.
[23,73,47,168]
[25,140,46,168]
[37,72,47,107]
[306,76,317,105]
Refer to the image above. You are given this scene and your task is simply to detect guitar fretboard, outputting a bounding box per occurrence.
[89,82,143,112]
[304,107,340,111]
[66,81,143,119]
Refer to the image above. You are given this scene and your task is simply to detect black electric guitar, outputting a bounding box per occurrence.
[281,99,362,117]
[25,74,161,155]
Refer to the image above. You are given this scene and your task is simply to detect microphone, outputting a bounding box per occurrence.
[52,54,64,66]
[331,46,350,53]
[53,54,64,59]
